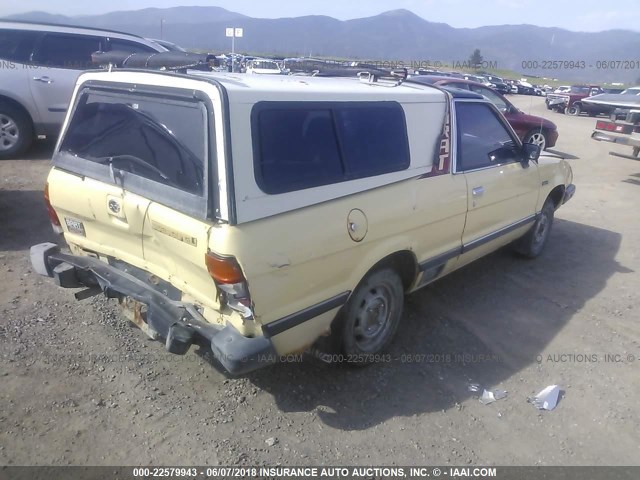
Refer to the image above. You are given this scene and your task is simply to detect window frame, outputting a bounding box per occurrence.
[452,99,522,174]
[250,100,411,195]
[53,81,217,220]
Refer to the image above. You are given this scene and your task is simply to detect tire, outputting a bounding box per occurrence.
[336,268,404,365]
[0,103,34,160]
[513,199,555,259]
[523,129,547,150]
[566,103,581,116]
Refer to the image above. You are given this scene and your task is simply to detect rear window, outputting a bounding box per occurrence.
[252,102,410,194]
[59,90,207,196]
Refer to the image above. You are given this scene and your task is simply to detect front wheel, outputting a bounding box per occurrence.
[513,199,555,259]
[566,103,581,116]
[338,268,404,365]
[523,130,547,151]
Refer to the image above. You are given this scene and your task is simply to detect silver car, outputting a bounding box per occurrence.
[0,21,166,159]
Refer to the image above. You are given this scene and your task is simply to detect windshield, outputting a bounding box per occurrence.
[59,90,207,196]
[622,88,640,95]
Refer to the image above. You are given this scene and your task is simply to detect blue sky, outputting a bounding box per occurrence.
[1,0,638,32]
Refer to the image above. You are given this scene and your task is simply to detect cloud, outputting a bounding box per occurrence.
[574,10,631,31]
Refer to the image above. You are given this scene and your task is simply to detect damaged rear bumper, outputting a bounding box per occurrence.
[30,243,277,375]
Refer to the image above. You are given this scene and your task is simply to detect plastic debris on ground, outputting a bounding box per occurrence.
[529,385,561,411]
[479,389,508,405]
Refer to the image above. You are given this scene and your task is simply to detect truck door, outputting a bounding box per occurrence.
[454,100,540,266]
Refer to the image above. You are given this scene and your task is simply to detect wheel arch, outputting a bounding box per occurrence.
[363,250,419,293]
[548,185,565,210]
[322,249,417,354]
[0,95,36,133]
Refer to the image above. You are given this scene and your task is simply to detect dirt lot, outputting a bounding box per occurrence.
[1,95,639,467]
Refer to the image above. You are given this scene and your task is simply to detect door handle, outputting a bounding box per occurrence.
[33,76,53,84]
[472,186,485,197]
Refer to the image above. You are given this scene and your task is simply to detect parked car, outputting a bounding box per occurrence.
[554,86,571,93]
[546,85,604,116]
[0,21,166,159]
[482,75,511,95]
[245,59,283,75]
[583,86,640,119]
[513,81,537,95]
[31,69,574,374]
[407,76,559,150]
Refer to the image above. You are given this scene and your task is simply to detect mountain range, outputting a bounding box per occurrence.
[4,6,640,83]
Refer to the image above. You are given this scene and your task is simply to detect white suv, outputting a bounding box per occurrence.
[0,21,166,159]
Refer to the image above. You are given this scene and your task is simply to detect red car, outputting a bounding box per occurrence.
[408,76,559,150]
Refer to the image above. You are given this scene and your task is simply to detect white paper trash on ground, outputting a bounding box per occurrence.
[531,385,561,410]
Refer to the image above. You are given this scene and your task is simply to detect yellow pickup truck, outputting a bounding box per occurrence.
[31,69,575,374]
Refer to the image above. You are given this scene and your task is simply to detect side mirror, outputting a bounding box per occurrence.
[522,142,541,164]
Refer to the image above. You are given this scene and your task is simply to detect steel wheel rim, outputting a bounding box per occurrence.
[353,283,395,352]
[533,214,549,245]
[0,114,19,152]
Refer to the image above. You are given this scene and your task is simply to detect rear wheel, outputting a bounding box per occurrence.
[523,130,547,150]
[337,268,404,365]
[513,199,555,259]
[0,104,33,160]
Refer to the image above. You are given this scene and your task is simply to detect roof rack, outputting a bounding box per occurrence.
[91,51,221,72]
[285,58,408,86]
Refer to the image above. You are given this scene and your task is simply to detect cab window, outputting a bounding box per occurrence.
[456,102,518,172]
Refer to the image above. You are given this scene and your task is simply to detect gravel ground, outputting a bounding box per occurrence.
[1,95,639,466]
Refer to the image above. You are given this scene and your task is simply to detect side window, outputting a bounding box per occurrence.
[255,108,343,194]
[455,102,518,172]
[107,38,158,54]
[0,29,39,63]
[335,105,409,178]
[469,85,508,112]
[253,102,410,194]
[31,34,102,69]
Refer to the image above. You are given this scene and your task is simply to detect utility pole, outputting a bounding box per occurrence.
[160,19,165,40]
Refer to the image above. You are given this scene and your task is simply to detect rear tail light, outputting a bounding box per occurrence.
[44,183,63,234]
[205,252,254,319]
